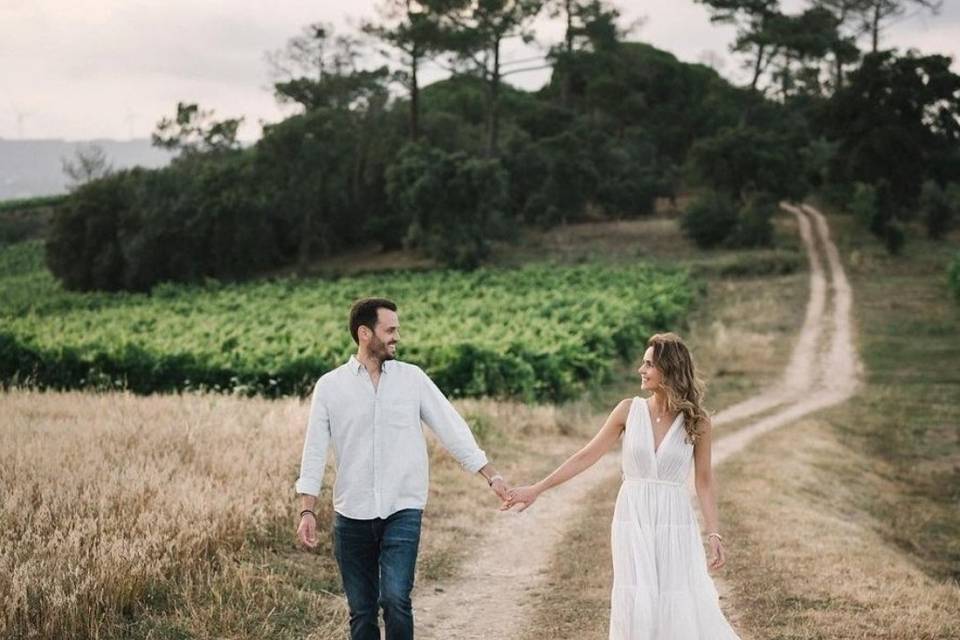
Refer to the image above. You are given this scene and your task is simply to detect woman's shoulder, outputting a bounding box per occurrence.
[614,396,640,420]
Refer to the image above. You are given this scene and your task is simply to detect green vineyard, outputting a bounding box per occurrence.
[0,241,696,401]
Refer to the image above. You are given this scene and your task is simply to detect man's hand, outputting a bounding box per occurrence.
[489,476,510,502]
[297,512,319,549]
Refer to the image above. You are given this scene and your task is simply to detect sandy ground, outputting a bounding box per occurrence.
[413,203,861,639]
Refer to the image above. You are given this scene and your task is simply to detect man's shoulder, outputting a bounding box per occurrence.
[314,361,352,389]
[389,359,423,377]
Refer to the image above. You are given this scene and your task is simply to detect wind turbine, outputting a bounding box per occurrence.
[8,102,35,139]
[124,108,141,140]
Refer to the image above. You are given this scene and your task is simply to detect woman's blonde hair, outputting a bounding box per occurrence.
[646,332,709,444]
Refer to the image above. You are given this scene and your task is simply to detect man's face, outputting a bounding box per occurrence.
[367,308,400,361]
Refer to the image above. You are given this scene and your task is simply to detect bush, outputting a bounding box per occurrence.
[387,144,510,269]
[46,153,277,292]
[884,216,906,255]
[729,191,775,248]
[681,190,737,248]
[711,250,801,278]
[920,180,954,240]
[688,125,806,202]
[948,253,960,302]
[849,182,878,230]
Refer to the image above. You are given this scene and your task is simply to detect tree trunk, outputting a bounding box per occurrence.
[750,42,767,92]
[561,0,573,107]
[410,53,420,141]
[871,4,880,53]
[834,52,844,91]
[487,37,501,157]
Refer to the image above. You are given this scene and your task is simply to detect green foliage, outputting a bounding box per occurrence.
[0,242,695,402]
[884,216,906,255]
[820,51,960,218]
[0,195,68,214]
[711,250,801,278]
[45,154,276,292]
[545,42,745,168]
[730,191,776,248]
[688,126,806,202]
[681,190,737,249]
[920,180,955,240]
[386,144,510,269]
[151,102,244,156]
[949,253,960,302]
[849,181,878,230]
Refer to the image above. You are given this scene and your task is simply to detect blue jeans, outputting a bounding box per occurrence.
[333,508,423,640]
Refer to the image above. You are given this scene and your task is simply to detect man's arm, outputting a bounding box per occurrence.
[417,368,508,500]
[296,381,331,548]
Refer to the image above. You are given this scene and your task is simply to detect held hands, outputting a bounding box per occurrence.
[500,484,541,512]
[489,475,510,502]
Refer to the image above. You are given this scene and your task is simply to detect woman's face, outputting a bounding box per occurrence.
[638,346,662,391]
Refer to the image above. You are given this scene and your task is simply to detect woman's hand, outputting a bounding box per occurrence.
[501,485,541,512]
[708,536,726,570]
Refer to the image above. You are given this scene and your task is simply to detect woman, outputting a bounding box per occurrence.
[503,332,740,639]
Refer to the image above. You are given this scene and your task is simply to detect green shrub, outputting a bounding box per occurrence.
[849,182,878,230]
[920,180,954,240]
[708,250,801,278]
[729,191,775,248]
[387,144,510,269]
[948,253,960,302]
[681,190,737,248]
[884,217,906,255]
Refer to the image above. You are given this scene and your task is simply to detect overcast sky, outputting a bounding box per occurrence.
[1,0,958,141]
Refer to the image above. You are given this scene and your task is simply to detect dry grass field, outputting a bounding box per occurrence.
[0,389,599,639]
[716,213,960,640]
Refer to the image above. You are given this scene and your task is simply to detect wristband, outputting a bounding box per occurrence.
[300,509,317,521]
[707,532,723,542]
[487,474,503,487]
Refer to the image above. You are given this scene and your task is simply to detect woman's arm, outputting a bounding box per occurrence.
[694,418,726,569]
[502,398,632,512]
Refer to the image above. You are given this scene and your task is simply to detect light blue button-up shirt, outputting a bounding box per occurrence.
[295,355,489,519]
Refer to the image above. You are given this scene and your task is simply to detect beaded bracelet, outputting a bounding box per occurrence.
[707,532,723,542]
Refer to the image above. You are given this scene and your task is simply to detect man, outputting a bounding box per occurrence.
[296,297,509,640]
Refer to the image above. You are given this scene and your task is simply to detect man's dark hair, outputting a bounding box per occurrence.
[349,297,398,344]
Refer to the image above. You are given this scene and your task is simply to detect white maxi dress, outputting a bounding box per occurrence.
[609,396,741,640]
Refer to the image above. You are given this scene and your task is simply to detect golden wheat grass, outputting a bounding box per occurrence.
[0,389,592,639]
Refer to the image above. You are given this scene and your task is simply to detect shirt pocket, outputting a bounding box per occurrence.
[382,400,420,429]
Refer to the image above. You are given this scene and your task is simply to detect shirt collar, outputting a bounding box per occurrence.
[349,354,389,375]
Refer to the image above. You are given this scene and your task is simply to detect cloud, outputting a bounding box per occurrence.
[1,0,957,140]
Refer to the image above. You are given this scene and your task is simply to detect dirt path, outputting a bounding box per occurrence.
[414,204,860,639]
[706,203,861,635]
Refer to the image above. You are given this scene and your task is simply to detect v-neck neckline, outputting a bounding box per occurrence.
[644,398,682,457]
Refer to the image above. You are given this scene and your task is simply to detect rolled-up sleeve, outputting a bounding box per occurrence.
[295,380,331,496]
[417,367,488,473]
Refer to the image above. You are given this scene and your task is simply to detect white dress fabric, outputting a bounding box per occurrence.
[609,396,741,640]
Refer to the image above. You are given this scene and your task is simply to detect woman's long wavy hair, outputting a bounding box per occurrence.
[646,332,709,444]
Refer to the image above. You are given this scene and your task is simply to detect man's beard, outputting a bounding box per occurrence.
[372,336,397,361]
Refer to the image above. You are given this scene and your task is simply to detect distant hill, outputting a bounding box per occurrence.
[0,138,175,200]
